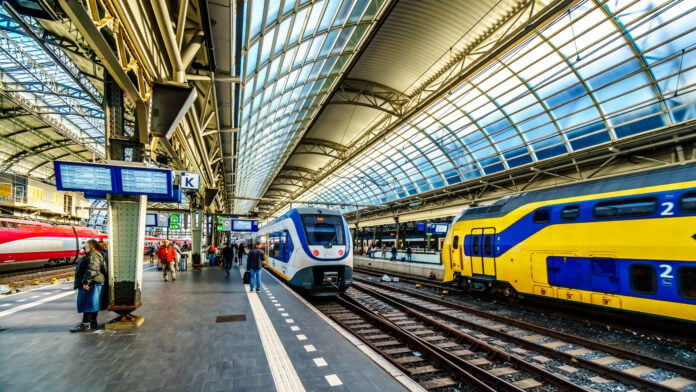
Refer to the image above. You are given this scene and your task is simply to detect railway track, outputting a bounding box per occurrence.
[0,266,74,292]
[317,280,696,391]
[353,266,696,345]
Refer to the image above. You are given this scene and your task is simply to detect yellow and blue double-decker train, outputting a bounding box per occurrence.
[442,163,696,323]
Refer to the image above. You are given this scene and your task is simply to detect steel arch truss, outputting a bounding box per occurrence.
[331,78,410,117]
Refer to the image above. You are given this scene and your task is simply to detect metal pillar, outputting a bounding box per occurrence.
[393,216,400,250]
[104,74,148,329]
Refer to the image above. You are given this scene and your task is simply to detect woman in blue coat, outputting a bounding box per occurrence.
[70,239,105,332]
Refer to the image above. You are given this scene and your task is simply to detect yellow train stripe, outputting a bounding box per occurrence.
[264,263,291,281]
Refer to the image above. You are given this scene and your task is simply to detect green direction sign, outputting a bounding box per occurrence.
[426,233,432,236]
[170,223,180,230]
[170,214,180,224]
[217,224,223,231]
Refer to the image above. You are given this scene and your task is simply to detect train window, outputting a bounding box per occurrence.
[679,192,696,212]
[677,267,696,299]
[453,235,459,249]
[591,258,616,276]
[630,264,656,294]
[301,214,345,246]
[561,205,579,220]
[472,236,479,255]
[533,208,551,223]
[594,197,657,218]
[484,236,492,255]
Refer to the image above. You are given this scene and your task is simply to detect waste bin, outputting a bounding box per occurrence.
[192,253,201,271]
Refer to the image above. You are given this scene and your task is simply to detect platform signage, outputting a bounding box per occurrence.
[54,161,174,199]
[232,219,253,231]
[170,214,180,224]
[180,172,200,190]
[54,161,115,193]
[119,167,171,195]
[221,218,232,231]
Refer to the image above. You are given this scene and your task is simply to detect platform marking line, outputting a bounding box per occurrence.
[281,313,289,317]
[271,300,278,303]
[325,374,343,387]
[304,345,316,352]
[1,303,11,307]
[290,326,300,331]
[275,273,427,392]
[246,285,306,392]
[274,304,281,307]
[313,357,328,367]
[296,334,307,341]
[16,299,26,302]
[285,318,294,323]
[278,308,285,311]
[0,290,74,319]
[30,295,40,299]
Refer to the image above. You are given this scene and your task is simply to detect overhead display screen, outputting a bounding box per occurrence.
[54,161,114,193]
[145,213,157,227]
[232,220,253,231]
[118,167,171,195]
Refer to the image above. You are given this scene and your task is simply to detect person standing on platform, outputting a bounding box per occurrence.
[70,239,105,332]
[222,242,234,276]
[208,243,217,266]
[172,242,183,272]
[406,245,413,262]
[247,242,264,292]
[391,245,397,261]
[148,243,156,264]
[237,243,244,266]
[381,244,387,259]
[158,240,177,282]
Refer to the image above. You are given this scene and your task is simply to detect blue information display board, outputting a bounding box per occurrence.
[54,161,116,193]
[117,167,171,195]
[54,161,174,199]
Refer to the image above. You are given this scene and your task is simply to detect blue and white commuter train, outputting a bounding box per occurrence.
[255,207,353,296]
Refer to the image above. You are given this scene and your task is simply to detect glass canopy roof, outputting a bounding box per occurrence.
[0,8,104,152]
[235,0,388,213]
[293,0,696,209]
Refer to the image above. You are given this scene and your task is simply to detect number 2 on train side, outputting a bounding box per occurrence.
[659,264,673,279]
[660,202,674,216]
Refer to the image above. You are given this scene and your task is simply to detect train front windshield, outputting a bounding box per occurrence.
[301,214,346,246]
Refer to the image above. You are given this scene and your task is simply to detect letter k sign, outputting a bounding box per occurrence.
[181,172,200,190]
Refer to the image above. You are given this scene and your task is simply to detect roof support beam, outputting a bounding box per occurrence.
[58,0,146,104]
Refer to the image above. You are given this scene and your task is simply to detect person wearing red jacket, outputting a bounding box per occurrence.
[158,240,177,282]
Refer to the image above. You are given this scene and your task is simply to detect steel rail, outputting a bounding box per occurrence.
[354,275,696,379]
[353,280,691,392]
[336,294,516,392]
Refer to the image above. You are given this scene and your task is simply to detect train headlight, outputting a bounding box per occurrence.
[312,250,319,256]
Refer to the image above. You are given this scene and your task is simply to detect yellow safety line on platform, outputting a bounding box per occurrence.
[245,269,306,392]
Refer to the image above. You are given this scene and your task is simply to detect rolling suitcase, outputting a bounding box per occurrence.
[179,255,187,272]
[243,271,250,284]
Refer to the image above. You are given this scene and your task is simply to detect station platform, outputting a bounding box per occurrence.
[0,264,422,392]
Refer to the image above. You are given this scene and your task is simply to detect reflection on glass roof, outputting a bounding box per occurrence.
[298,0,696,209]
[236,0,387,213]
[0,9,104,153]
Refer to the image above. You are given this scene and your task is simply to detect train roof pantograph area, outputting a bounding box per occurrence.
[0,0,694,224]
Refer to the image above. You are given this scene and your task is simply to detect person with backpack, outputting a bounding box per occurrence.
[158,240,177,282]
[207,244,217,266]
[246,242,264,292]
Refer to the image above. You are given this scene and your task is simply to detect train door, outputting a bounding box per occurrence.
[449,232,462,273]
[469,228,496,278]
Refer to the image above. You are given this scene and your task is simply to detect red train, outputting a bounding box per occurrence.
[0,217,168,272]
